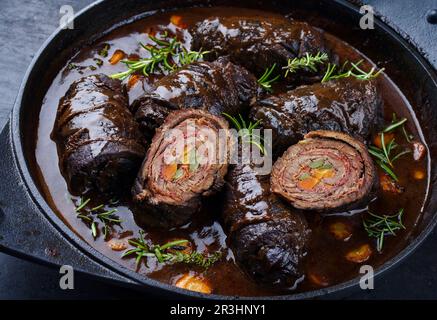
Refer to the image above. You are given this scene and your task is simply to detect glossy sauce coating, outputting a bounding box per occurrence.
[34,7,429,296]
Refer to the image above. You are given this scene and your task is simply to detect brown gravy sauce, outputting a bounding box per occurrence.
[34,7,429,296]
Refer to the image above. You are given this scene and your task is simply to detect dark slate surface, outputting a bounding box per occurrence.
[0,0,436,299]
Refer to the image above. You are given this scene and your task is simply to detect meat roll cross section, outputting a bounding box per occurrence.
[271,130,377,211]
[133,109,234,228]
[52,74,145,195]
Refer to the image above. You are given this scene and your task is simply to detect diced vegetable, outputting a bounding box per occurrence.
[379,173,404,193]
[162,163,178,181]
[308,272,330,287]
[108,239,128,251]
[109,49,126,65]
[170,15,188,29]
[413,169,425,180]
[329,222,352,241]
[345,244,372,263]
[175,274,212,294]
[127,74,141,90]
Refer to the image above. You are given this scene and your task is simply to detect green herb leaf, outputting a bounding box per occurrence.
[309,159,325,169]
[222,113,266,155]
[110,32,209,80]
[258,64,280,92]
[363,208,405,252]
[173,168,184,180]
[321,60,384,83]
[283,52,329,78]
[299,173,311,181]
[122,232,221,269]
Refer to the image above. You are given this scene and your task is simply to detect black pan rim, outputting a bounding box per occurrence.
[9,0,437,300]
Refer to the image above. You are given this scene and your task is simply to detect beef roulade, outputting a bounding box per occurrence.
[271,130,377,212]
[131,57,257,140]
[224,157,310,288]
[190,15,333,77]
[133,109,234,228]
[250,78,382,154]
[52,74,145,195]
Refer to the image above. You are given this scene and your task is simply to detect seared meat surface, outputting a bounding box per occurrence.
[271,130,377,211]
[133,109,233,228]
[190,15,333,79]
[51,74,145,195]
[250,78,382,154]
[223,158,309,288]
[131,57,257,140]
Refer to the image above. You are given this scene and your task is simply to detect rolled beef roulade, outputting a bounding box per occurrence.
[271,130,377,212]
[190,15,334,78]
[224,156,310,288]
[52,74,145,195]
[250,78,382,153]
[133,109,234,228]
[131,57,257,140]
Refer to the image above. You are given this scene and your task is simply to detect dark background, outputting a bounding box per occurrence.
[0,0,436,299]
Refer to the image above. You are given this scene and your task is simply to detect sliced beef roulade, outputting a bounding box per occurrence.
[190,15,333,78]
[131,57,257,140]
[224,157,310,288]
[133,109,234,228]
[271,130,377,212]
[250,77,382,154]
[51,74,145,195]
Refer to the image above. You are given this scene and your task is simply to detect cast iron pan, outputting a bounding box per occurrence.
[0,0,436,299]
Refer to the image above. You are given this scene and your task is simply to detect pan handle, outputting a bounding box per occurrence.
[0,121,134,286]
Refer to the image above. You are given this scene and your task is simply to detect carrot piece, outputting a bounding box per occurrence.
[373,132,394,149]
[329,222,352,241]
[109,49,126,65]
[312,168,335,180]
[162,163,177,181]
[127,74,141,90]
[107,239,127,251]
[298,176,320,190]
[345,244,372,263]
[175,274,212,294]
[170,15,188,29]
[413,169,425,180]
[308,272,330,287]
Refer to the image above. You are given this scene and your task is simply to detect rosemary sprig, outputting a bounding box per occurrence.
[321,60,384,83]
[258,64,280,92]
[363,208,405,252]
[122,231,222,269]
[222,113,265,154]
[74,197,122,240]
[368,117,412,181]
[283,52,329,77]
[110,32,209,80]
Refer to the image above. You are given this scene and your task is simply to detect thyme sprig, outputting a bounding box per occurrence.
[74,197,122,240]
[122,231,222,269]
[110,32,209,80]
[321,60,384,83]
[258,64,280,92]
[222,113,265,154]
[363,208,405,252]
[368,117,411,181]
[283,52,329,77]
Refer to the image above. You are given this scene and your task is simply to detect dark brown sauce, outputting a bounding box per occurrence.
[34,7,429,296]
